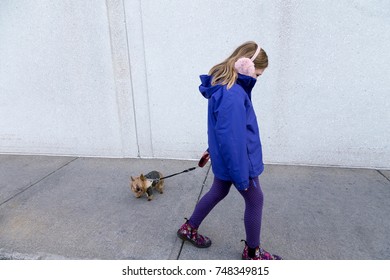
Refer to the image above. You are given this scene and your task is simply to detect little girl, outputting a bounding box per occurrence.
[177,41,282,260]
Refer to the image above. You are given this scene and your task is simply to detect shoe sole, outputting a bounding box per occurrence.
[242,254,283,260]
[177,232,212,248]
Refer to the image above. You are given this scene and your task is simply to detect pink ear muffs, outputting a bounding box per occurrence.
[234,57,256,77]
[234,44,261,78]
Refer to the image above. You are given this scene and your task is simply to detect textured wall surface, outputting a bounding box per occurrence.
[1,0,389,168]
[0,1,133,157]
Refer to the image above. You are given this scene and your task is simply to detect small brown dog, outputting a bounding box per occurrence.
[130,171,164,201]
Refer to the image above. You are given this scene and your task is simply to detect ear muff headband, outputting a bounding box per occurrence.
[250,44,261,61]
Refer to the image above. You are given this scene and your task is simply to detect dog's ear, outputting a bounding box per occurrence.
[140,174,145,181]
[131,176,135,181]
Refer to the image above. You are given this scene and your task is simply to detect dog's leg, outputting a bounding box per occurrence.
[146,187,154,201]
[156,181,164,194]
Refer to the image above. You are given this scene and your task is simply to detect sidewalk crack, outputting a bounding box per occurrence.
[0,157,79,207]
[377,170,390,183]
[196,164,211,204]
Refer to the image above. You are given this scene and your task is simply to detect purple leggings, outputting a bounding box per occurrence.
[188,176,264,248]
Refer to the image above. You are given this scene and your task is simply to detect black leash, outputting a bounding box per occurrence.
[156,152,210,181]
[159,167,197,180]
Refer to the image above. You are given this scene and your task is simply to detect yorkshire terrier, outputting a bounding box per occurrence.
[130,171,164,201]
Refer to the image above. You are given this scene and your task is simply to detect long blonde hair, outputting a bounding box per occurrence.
[209,41,268,89]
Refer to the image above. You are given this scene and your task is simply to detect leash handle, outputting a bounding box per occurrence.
[198,151,210,167]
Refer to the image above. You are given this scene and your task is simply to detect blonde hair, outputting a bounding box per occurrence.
[208,41,268,89]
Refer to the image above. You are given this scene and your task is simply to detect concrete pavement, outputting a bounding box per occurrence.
[0,154,389,260]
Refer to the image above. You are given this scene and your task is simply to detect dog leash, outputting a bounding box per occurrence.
[159,167,197,180]
[157,152,209,181]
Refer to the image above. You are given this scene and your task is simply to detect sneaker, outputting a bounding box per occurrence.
[177,219,211,248]
[241,240,282,260]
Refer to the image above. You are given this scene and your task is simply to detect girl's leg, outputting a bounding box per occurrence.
[238,177,264,248]
[188,176,232,228]
[177,177,231,248]
[239,178,282,260]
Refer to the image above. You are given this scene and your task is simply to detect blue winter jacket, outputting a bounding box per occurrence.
[199,73,264,191]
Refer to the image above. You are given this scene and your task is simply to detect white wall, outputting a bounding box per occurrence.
[1,0,389,169]
[261,0,390,169]
[0,0,137,157]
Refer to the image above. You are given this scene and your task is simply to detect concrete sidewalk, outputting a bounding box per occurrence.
[0,154,389,260]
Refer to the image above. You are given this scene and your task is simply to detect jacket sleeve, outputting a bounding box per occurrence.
[214,90,249,190]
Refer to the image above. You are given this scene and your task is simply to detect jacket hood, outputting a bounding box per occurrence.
[199,75,219,99]
[199,74,257,99]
